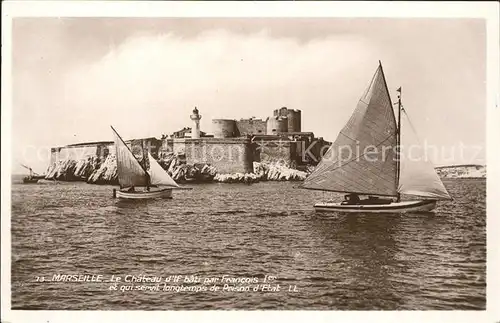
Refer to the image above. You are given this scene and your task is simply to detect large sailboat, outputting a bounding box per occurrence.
[111,126,182,199]
[301,62,451,213]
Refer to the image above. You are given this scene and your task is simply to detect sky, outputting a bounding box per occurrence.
[11,18,486,174]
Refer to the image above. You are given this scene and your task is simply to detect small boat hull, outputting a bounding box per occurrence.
[23,178,39,184]
[314,200,437,214]
[115,188,172,200]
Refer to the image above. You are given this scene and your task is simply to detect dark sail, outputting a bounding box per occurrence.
[112,126,149,188]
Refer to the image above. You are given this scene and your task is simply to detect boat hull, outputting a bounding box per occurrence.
[314,200,437,213]
[23,178,39,184]
[115,188,172,200]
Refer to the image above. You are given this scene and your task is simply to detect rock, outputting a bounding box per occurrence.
[212,162,306,183]
[214,172,259,183]
[158,152,178,174]
[46,155,110,183]
[251,162,307,181]
[75,156,102,179]
[45,154,309,185]
[87,154,118,184]
[171,164,187,182]
[305,165,316,175]
[200,164,217,177]
[46,159,79,181]
[44,151,485,186]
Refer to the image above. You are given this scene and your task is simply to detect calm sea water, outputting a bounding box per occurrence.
[11,178,486,310]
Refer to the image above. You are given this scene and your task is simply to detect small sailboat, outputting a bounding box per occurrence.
[20,164,44,184]
[111,126,183,200]
[301,61,451,213]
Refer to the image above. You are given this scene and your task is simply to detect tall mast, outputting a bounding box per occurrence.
[141,139,151,189]
[396,87,402,202]
[111,125,151,189]
[378,61,400,200]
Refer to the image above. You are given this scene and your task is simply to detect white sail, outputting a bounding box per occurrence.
[112,127,149,188]
[302,64,399,196]
[398,110,451,200]
[147,152,179,188]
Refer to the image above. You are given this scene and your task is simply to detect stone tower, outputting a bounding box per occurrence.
[190,107,202,139]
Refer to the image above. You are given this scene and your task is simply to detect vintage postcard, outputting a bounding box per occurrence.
[1,1,499,323]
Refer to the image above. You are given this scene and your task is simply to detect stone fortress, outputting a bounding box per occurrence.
[46,108,485,183]
[49,107,330,178]
[162,106,329,174]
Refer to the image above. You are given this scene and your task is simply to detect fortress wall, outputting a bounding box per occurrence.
[128,138,163,160]
[292,139,305,165]
[57,146,99,160]
[159,139,174,158]
[178,138,253,174]
[236,119,266,136]
[286,109,301,132]
[49,139,164,165]
[274,107,289,117]
[173,141,186,156]
[51,144,113,163]
[50,148,61,165]
[212,119,239,138]
[273,107,301,132]
[128,140,147,163]
[258,140,293,166]
[97,144,113,159]
[266,116,288,135]
[299,138,331,165]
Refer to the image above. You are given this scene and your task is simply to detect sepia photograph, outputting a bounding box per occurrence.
[2,1,499,323]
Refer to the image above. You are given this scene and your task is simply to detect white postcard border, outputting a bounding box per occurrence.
[1,1,498,323]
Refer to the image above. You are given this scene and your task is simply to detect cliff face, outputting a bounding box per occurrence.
[45,152,484,185]
[214,162,307,183]
[46,156,107,182]
[45,152,306,184]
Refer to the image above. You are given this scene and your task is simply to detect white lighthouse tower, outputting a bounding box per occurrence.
[190,107,202,139]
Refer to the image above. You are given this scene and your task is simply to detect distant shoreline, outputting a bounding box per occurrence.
[11,162,486,183]
[11,175,487,182]
[11,163,486,177]
[435,164,485,169]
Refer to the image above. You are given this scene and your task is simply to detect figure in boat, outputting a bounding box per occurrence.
[301,61,451,213]
[341,194,393,206]
[342,193,361,205]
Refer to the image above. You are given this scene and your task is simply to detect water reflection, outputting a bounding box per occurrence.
[111,199,177,273]
[11,179,486,310]
[307,212,405,309]
[102,199,152,269]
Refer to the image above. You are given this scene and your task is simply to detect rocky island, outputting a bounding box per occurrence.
[45,106,323,185]
[44,152,486,185]
[45,153,309,185]
[44,107,485,185]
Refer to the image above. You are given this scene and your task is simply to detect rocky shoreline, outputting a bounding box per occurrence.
[435,164,486,179]
[44,153,486,185]
[45,153,309,185]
